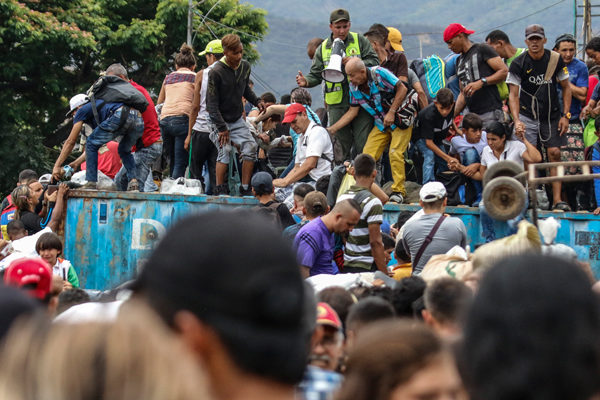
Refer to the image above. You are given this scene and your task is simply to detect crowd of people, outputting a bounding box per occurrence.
[1,7,600,399]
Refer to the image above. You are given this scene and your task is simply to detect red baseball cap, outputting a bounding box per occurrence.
[4,257,52,300]
[282,103,306,123]
[316,302,342,330]
[443,23,475,42]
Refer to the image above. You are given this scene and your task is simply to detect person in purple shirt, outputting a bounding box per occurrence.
[294,199,361,278]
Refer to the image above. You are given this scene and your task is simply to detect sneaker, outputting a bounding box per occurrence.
[389,192,404,204]
[239,185,253,197]
[214,183,229,196]
[127,178,140,192]
[80,181,97,190]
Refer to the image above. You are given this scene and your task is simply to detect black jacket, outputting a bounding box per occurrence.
[206,59,260,132]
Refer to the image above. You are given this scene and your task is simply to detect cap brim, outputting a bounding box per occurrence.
[390,42,404,52]
[526,34,545,40]
[198,50,207,56]
[66,108,76,117]
[317,319,341,330]
[465,29,475,35]
[331,18,349,24]
[282,114,298,123]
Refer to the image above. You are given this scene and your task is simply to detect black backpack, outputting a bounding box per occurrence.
[254,201,283,229]
[87,75,149,125]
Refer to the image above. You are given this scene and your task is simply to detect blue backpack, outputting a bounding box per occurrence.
[410,55,446,102]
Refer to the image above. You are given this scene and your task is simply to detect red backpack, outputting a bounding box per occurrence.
[0,194,16,240]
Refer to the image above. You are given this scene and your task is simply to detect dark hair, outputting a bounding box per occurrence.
[35,232,63,255]
[391,276,426,317]
[280,94,291,104]
[485,30,511,44]
[353,154,376,178]
[316,287,355,332]
[222,33,242,52]
[486,121,512,140]
[367,23,389,40]
[364,30,386,46]
[586,36,600,52]
[18,169,38,183]
[260,92,277,104]
[461,254,600,400]
[381,233,395,250]
[462,113,483,131]
[424,278,472,325]
[595,118,600,132]
[394,239,410,263]
[6,220,26,236]
[293,183,315,199]
[346,297,395,333]
[421,197,446,210]
[395,211,414,230]
[174,43,196,69]
[412,296,425,320]
[336,321,448,400]
[435,88,454,108]
[57,288,90,315]
[134,211,308,384]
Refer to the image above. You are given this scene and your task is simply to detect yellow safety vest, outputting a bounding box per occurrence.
[321,32,361,105]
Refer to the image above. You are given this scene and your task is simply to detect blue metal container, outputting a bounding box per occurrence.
[64,191,600,290]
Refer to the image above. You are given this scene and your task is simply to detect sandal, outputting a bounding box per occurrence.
[552,201,571,212]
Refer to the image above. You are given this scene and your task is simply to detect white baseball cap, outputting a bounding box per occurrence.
[66,94,89,117]
[419,182,447,203]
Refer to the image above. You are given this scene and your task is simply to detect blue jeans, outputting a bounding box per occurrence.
[479,197,529,243]
[86,107,143,183]
[462,148,483,205]
[114,141,163,192]
[160,115,189,178]
[414,138,447,184]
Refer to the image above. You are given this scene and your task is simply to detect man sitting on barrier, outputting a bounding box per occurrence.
[273,104,334,205]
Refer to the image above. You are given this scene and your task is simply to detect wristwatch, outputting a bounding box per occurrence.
[481,77,488,86]
[561,112,571,119]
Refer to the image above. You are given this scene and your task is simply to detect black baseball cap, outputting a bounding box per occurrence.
[251,171,274,194]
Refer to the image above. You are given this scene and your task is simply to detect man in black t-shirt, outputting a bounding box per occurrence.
[444,23,508,126]
[507,24,571,211]
[413,88,456,184]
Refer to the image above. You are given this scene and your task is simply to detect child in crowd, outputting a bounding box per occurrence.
[449,113,488,205]
[35,232,79,289]
[591,118,600,215]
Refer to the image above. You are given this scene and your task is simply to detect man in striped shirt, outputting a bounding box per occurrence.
[337,154,387,274]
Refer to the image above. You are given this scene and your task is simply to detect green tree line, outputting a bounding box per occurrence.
[0,0,267,197]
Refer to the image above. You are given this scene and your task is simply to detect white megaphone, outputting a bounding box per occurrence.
[322,38,346,83]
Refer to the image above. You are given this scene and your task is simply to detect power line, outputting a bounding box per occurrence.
[200,14,306,49]
[401,0,569,53]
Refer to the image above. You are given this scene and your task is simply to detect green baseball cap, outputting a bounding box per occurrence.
[199,39,223,55]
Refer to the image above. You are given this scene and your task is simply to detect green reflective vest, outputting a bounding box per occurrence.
[321,32,361,105]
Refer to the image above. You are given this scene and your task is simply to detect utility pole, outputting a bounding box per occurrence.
[187,0,193,45]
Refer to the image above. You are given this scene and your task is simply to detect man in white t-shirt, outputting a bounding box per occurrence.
[274,104,333,204]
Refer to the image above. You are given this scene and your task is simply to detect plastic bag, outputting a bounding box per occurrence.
[336,173,356,201]
[160,177,204,195]
[583,118,599,147]
[71,170,115,190]
[420,245,473,282]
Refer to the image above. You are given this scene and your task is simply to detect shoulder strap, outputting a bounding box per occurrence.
[413,215,447,267]
[545,51,560,82]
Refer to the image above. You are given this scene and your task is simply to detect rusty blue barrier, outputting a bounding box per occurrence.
[64,191,600,290]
